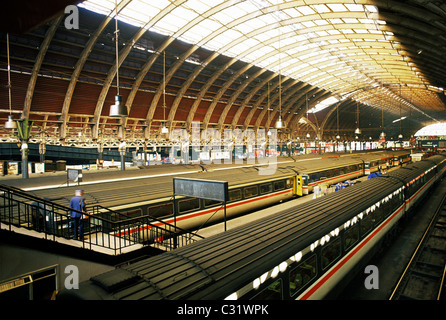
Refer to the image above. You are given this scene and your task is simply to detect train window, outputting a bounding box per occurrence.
[289,254,317,297]
[372,207,383,225]
[273,180,286,191]
[260,183,272,194]
[344,224,359,251]
[204,199,221,208]
[321,238,341,270]
[179,198,200,213]
[360,212,373,236]
[251,279,282,300]
[229,189,242,202]
[286,178,293,189]
[122,209,142,219]
[148,202,173,218]
[244,186,258,198]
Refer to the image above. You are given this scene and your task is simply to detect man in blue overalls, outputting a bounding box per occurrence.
[70,190,86,240]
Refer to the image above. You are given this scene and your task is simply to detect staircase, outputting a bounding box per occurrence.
[0,184,202,255]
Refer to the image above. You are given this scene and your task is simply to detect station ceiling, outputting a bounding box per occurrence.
[1,0,445,146]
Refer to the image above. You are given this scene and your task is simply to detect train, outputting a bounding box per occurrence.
[57,153,446,300]
[23,150,414,242]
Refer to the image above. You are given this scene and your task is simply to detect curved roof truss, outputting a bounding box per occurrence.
[1,0,445,146]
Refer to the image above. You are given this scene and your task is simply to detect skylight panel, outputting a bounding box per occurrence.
[327,29,341,35]
[343,18,358,24]
[171,6,199,22]
[125,0,155,15]
[183,22,216,43]
[327,3,348,12]
[302,21,316,28]
[206,29,243,51]
[155,6,197,35]
[314,19,329,26]
[237,0,259,15]
[79,0,115,16]
[365,5,379,13]
[345,4,364,12]
[311,4,330,13]
[184,0,219,15]
[248,46,273,61]
[234,22,257,34]
[329,18,343,24]
[341,29,354,34]
[219,5,249,22]
[309,96,339,113]
[297,6,315,15]
[288,63,309,75]
[283,8,302,18]
[212,10,235,25]
[316,31,329,37]
[254,32,273,42]
[227,38,260,57]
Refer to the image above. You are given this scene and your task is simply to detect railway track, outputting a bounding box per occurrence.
[389,194,446,300]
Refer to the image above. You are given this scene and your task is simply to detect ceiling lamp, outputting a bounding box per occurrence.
[354,99,361,135]
[275,30,284,130]
[161,122,169,134]
[275,115,283,129]
[161,51,169,134]
[109,94,127,117]
[380,131,386,137]
[398,133,403,139]
[109,0,128,117]
[4,33,16,129]
[5,115,16,129]
[336,134,340,139]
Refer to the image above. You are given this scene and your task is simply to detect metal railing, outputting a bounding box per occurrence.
[0,185,203,255]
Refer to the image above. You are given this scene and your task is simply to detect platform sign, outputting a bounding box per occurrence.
[67,169,82,186]
[173,178,229,236]
[173,178,228,202]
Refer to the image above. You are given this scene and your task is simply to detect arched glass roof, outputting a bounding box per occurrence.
[414,122,446,137]
[1,0,444,146]
[80,0,444,114]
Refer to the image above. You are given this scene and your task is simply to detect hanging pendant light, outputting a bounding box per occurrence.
[354,99,361,135]
[109,0,127,117]
[160,51,169,134]
[4,33,17,129]
[275,115,283,129]
[109,94,127,117]
[161,122,169,134]
[275,29,283,130]
[5,115,16,129]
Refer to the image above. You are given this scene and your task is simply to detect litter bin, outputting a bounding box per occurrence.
[45,160,56,172]
[56,160,66,171]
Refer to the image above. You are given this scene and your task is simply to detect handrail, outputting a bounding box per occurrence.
[90,204,204,240]
[0,184,202,254]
